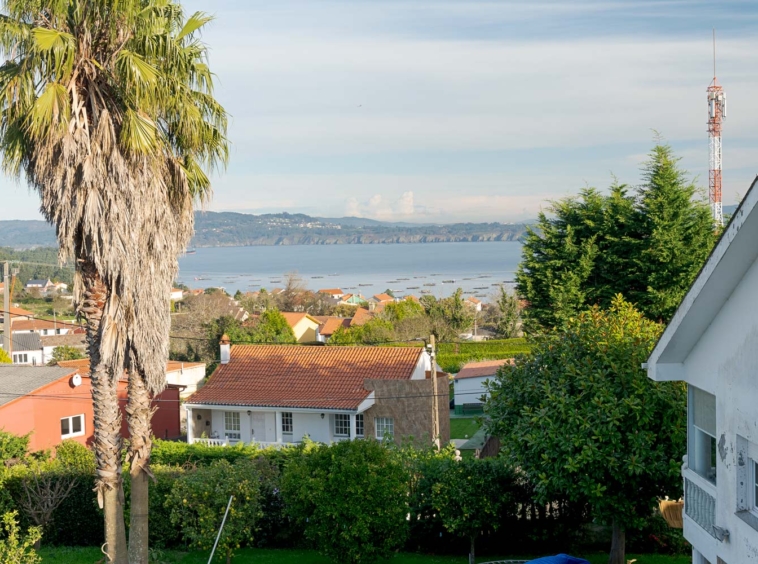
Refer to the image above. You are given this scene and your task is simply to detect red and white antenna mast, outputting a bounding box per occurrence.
[707,29,726,227]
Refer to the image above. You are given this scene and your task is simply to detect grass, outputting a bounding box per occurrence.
[449,417,481,440]
[39,547,691,564]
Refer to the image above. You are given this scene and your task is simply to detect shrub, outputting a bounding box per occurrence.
[146,466,185,549]
[0,431,29,463]
[54,441,95,473]
[167,459,262,563]
[0,511,41,564]
[281,439,409,564]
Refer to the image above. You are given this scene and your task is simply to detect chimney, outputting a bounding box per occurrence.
[220,334,231,364]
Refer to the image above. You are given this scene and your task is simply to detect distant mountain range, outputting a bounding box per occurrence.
[0,212,530,249]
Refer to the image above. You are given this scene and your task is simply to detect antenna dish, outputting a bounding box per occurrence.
[71,373,82,387]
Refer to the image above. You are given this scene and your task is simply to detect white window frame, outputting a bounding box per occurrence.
[375,417,394,440]
[356,413,364,437]
[750,458,758,518]
[61,414,85,439]
[282,412,293,435]
[334,414,350,437]
[224,411,241,442]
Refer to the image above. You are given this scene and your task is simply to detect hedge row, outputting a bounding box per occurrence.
[1,438,687,561]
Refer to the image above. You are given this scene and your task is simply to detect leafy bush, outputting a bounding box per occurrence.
[167,459,262,562]
[0,511,41,563]
[281,439,409,564]
[54,441,95,473]
[0,431,29,463]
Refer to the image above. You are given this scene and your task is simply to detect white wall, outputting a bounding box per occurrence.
[679,254,758,563]
[454,376,490,406]
[292,412,332,443]
[12,350,43,366]
[166,365,206,397]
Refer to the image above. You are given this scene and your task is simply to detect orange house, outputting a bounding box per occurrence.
[0,364,182,452]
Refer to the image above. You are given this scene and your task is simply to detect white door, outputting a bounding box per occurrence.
[251,413,267,442]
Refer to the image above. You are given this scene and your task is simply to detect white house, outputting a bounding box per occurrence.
[40,334,87,364]
[8,333,44,366]
[170,288,185,302]
[647,178,758,564]
[453,359,511,414]
[165,360,206,398]
[184,342,449,447]
[12,318,73,336]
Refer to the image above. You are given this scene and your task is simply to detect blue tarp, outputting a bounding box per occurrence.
[527,555,591,564]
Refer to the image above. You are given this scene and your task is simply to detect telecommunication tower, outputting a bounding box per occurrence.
[707,31,726,227]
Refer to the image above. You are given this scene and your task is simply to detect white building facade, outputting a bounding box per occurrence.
[647,178,758,564]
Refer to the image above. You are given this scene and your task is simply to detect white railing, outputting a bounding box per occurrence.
[683,465,717,538]
[188,437,299,449]
[190,437,229,447]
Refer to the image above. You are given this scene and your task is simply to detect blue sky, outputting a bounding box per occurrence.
[5,0,758,222]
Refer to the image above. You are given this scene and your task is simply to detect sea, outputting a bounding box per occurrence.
[176,242,523,301]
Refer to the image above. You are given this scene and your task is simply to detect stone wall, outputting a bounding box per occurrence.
[363,375,450,447]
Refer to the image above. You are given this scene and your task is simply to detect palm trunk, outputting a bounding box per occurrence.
[127,369,153,564]
[80,263,127,564]
[608,517,625,564]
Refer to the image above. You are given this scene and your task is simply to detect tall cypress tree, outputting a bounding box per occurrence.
[517,144,717,331]
[631,144,716,322]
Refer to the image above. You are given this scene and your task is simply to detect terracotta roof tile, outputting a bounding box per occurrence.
[12,319,73,332]
[57,359,201,381]
[350,308,374,327]
[318,317,352,337]
[317,288,343,295]
[280,312,320,327]
[455,359,514,380]
[186,345,423,410]
[372,293,394,302]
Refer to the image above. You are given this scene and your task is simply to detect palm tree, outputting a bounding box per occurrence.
[0,2,228,562]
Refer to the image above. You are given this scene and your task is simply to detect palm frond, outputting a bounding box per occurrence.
[176,11,212,41]
[121,108,158,153]
[26,81,69,139]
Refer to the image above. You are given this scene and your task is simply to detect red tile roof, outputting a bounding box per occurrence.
[372,293,394,303]
[350,308,374,327]
[12,318,72,332]
[280,312,320,328]
[455,359,514,380]
[317,288,343,295]
[57,359,202,381]
[467,297,481,304]
[186,345,424,410]
[318,317,352,337]
[4,306,33,318]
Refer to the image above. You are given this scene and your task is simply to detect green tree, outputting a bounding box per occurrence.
[281,440,409,564]
[430,458,516,564]
[494,286,521,338]
[484,297,685,564]
[420,289,474,340]
[516,145,715,332]
[0,347,10,364]
[381,299,425,323]
[632,144,716,321]
[328,318,395,345]
[0,430,29,462]
[0,2,229,561]
[167,459,262,564]
[47,346,84,365]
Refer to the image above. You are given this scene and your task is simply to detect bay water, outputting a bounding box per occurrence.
[177,241,523,300]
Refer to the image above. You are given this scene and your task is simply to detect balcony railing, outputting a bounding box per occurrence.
[683,465,716,538]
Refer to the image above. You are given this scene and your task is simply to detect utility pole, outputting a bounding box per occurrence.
[429,334,440,451]
[2,262,10,357]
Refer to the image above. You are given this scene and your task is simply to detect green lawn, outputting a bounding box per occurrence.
[39,547,691,564]
[449,417,481,440]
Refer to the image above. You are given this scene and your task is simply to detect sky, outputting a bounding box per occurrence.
[4,0,758,223]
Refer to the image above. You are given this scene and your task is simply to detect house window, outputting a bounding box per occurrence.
[751,459,758,516]
[375,417,394,440]
[61,414,85,439]
[689,386,717,484]
[282,412,293,435]
[13,353,28,363]
[356,414,364,437]
[334,414,350,437]
[224,412,241,442]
